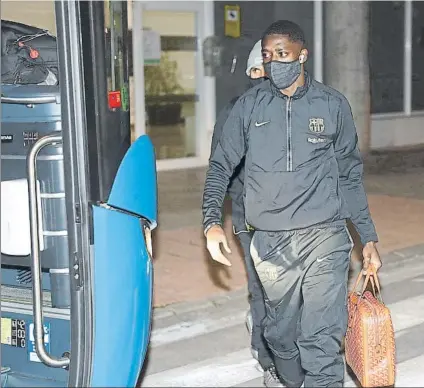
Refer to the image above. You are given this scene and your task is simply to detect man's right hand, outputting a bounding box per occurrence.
[205,225,232,266]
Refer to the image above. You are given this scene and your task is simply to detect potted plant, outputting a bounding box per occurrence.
[144,53,184,126]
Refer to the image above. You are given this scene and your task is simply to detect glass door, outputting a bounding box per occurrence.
[141,3,202,164]
[142,10,197,160]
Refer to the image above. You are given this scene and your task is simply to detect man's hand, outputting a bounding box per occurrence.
[205,225,232,266]
[362,241,382,274]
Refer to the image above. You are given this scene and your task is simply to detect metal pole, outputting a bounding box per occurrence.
[314,0,324,83]
[404,1,412,115]
[132,1,146,139]
[27,134,70,368]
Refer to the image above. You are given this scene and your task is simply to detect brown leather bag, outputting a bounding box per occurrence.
[345,266,396,387]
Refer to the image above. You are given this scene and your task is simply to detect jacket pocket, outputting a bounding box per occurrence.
[245,158,341,231]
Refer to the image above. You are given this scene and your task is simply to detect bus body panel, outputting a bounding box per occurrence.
[107,135,158,226]
[2,2,156,384]
[91,205,153,387]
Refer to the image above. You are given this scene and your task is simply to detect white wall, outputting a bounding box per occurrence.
[1,1,57,34]
[371,114,424,149]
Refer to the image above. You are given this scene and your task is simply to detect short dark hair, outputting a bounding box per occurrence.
[262,20,306,46]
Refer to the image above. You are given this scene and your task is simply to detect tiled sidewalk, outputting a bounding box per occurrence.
[152,163,424,307]
[152,193,424,307]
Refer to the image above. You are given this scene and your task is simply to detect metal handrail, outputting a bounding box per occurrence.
[1,96,59,105]
[27,133,70,368]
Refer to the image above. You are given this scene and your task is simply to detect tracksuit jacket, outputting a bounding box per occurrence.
[203,73,378,245]
[210,95,246,233]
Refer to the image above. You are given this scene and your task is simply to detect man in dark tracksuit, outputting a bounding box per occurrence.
[203,20,382,387]
[210,40,282,387]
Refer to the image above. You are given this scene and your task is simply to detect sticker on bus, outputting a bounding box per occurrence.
[1,134,13,143]
[1,317,26,348]
[28,322,51,363]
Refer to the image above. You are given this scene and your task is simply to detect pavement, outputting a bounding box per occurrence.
[141,149,424,387]
[152,162,424,308]
[140,243,424,387]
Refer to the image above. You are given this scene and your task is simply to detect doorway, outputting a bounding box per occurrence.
[133,1,215,171]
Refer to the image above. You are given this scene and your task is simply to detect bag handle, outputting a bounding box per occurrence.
[351,264,383,303]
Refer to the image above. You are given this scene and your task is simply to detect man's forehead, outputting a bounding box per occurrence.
[262,35,300,50]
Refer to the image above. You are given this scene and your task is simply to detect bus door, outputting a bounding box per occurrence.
[1,1,157,387]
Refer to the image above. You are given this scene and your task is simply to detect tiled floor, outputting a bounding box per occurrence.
[145,102,196,160]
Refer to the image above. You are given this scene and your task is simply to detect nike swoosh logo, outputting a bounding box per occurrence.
[255,121,270,127]
[317,257,326,262]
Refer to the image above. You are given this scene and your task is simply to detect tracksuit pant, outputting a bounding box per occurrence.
[250,222,353,387]
[237,231,274,370]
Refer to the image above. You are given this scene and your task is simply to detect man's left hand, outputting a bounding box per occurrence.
[362,241,382,274]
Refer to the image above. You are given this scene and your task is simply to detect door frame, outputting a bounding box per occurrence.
[132,1,215,171]
[55,1,94,385]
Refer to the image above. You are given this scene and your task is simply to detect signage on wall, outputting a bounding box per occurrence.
[143,29,161,66]
[224,5,241,38]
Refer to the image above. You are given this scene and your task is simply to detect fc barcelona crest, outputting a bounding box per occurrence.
[309,118,325,133]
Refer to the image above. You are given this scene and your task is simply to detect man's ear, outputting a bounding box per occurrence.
[299,48,308,64]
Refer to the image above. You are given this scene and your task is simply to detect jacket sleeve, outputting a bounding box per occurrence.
[202,97,248,232]
[334,96,378,245]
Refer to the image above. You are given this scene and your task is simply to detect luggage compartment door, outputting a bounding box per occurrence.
[90,134,157,387]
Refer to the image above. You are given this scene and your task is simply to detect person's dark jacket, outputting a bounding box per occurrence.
[209,96,246,233]
[209,79,265,233]
[203,73,378,245]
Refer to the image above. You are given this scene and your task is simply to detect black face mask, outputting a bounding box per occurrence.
[249,77,265,87]
[263,59,301,90]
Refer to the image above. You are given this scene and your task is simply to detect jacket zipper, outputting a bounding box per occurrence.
[286,97,293,171]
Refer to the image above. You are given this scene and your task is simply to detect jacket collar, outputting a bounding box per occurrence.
[270,71,311,100]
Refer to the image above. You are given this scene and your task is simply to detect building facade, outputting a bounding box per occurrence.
[133,1,424,171]
[3,1,424,171]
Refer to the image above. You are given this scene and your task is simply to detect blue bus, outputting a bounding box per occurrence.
[1,1,156,386]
